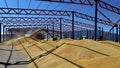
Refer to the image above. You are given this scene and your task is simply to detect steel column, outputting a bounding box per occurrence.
[78,31,80,38]
[10,31,12,40]
[0,23,1,43]
[102,27,104,38]
[6,28,9,41]
[94,0,98,40]
[119,25,120,42]
[80,30,82,39]
[6,28,7,41]
[60,18,62,39]
[87,29,88,37]
[2,25,4,42]
[47,25,49,40]
[89,30,91,37]
[72,11,74,39]
[116,26,118,42]
[52,22,55,37]
[110,29,112,40]
[113,28,114,41]
[99,27,101,38]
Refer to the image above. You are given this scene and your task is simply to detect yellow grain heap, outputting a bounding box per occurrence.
[4,29,120,68]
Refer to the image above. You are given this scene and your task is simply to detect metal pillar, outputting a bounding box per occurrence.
[52,22,55,37]
[65,32,69,38]
[102,27,104,37]
[3,26,4,42]
[78,31,79,39]
[99,27,101,38]
[80,30,82,38]
[8,30,10,40]
[6,28,8,41]
[72,11,74,39]
[0,23,1,43]
[47,25,49,40]
[89,30,91,37]
[100,27,104,40]
[87,29,88,37]
[116,26,118,42]
[10,31,12,40]
[94,0,98,41]
[119,25,120,42]
[110,29,112,40]
[69,32,71,38]
[60,18,62,39]
[113,28,114,41]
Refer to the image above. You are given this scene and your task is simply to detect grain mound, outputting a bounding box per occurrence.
[100,41,120,51]
[75,56,120,68]
[4,30,120,68]
[100,40,120,46]
[28,39,120,68]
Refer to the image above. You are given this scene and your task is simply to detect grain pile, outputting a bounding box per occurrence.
[27,39,120,68]
[99,41,120,52]
[4,30,120,68]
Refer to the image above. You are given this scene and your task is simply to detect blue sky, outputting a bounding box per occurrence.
[0,0,120,32]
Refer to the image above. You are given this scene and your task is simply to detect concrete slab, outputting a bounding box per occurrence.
[0,45,27,68]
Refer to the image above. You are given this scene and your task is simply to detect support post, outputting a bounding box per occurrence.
[89,30,91,38]
[10,31,12,40]
[116,25,118,42]
[94,0,98,41]
[119,25,120,43]
[87,29,88,37]
[80,30,82,38]
[72,11,74,39]
[0,23,1,43]
[6,28,7,41]
[47,25,49,40]
[78,31,79,39]
[99,27,101,38]
[52,22,55,37]
[3,25,5,42]
[102,27,104,38]
[110,29,112,40]
[113,28,114,41]
[60,18,62,39]
[100,27,104,40]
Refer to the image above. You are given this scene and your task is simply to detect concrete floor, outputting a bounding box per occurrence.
[0,44,27,68]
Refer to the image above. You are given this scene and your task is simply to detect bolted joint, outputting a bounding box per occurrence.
[112,23,118,27]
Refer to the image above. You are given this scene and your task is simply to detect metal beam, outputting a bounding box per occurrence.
[0,17,60,23]
[75,12,111,26]
[62,18,99,29]
[0,17,93,31]
[1,17,97,31]
[99,1,120,15]
[4,23,85,32]
[0,7,72,16]
[0,7,112,26]
[36,0,93,5]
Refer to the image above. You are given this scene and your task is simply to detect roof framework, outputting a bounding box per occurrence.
[0,0,119,42]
